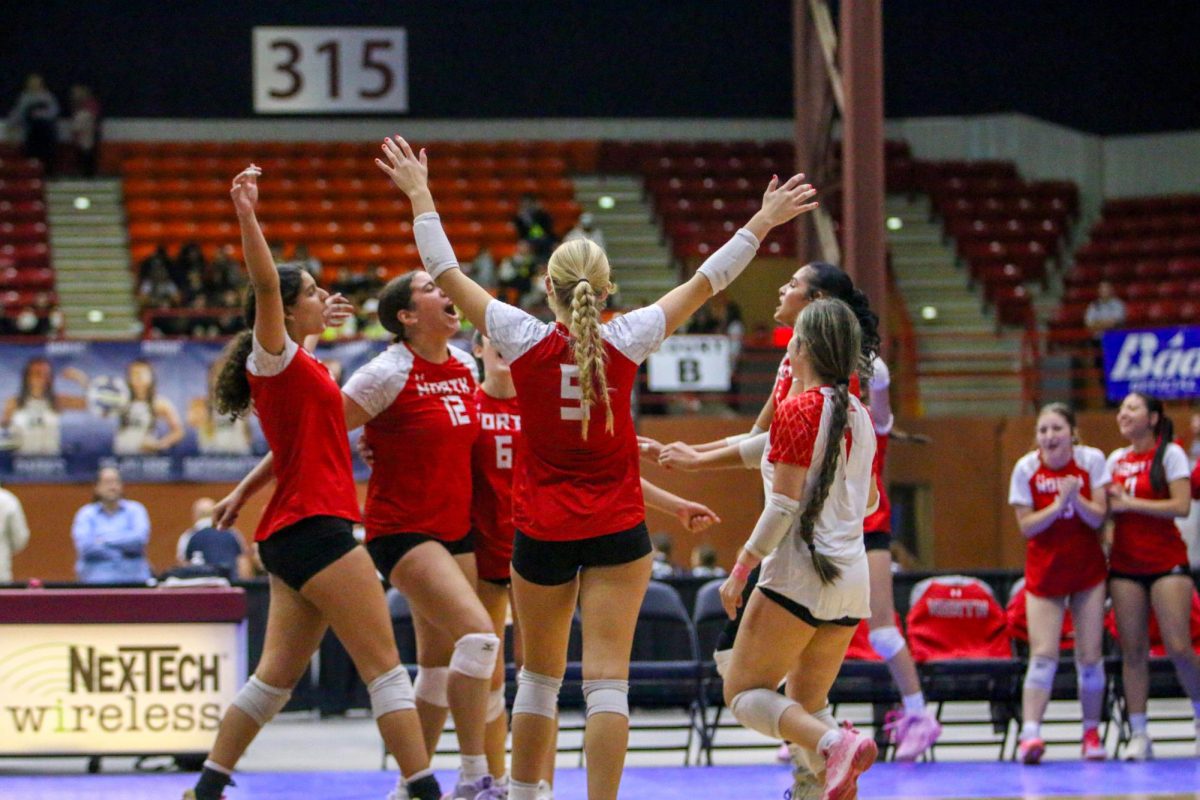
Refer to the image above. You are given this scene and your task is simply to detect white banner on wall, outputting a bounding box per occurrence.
[0,623,243,754]
[253,27,408,114]
[647,335,732,392]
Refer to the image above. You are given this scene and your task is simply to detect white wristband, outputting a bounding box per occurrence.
[738,432,768,469]
[413,212,460,280]
[696,228,760,294]
[745,492,800,559]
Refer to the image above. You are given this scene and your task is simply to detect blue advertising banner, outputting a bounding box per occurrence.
[1102,326,1200,403]
[0,340,387,483]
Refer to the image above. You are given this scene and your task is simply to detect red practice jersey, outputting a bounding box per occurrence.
[1107,442,1191,574]
[485,301,665,541]
[1008,445,1109,597]
[471,388,521,581]
[247,338,361,541]
[343,342,479,542]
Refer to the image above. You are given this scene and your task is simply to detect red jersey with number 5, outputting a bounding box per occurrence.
[485,301,666,541]
[471,388,521,576]
[1107,443,1191,574]
[343,342,479,542]
[1008,446,1109,597]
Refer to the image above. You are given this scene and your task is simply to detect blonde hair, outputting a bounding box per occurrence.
[548,238,616,439]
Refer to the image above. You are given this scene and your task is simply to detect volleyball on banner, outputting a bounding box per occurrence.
[0,339,386,483]
[1102,325,1200,403]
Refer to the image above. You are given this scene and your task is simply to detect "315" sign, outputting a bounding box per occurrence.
[253,27,408,114]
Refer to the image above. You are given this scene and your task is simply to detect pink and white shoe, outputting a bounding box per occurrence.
[1018,736,1046,765]
[820,724,877,800]
[885,709,942,761]
[1082,728,1106,761]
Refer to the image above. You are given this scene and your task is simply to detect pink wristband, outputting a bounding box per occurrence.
[731,562,752,583]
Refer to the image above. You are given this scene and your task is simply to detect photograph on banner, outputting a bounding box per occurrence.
[1103,325,1200,403]
[0,339,386,483]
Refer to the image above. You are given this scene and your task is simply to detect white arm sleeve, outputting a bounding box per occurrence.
[744,492,800,560]
[413,212,460,280]
[738,431,769,469]
[247,336,300,377]
[696,228,760,294]
[723,423,766,448]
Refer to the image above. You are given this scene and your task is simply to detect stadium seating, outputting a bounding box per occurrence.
[0,156,54,328]
[113,141,586,272]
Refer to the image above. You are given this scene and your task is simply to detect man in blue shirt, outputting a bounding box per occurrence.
[71,466,152,583]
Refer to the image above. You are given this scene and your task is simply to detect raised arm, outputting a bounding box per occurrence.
[655,175,817,336]
[375,136,496,333]
[230,166,288,356]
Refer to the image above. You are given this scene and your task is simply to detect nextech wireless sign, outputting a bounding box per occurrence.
[0,624,240,754]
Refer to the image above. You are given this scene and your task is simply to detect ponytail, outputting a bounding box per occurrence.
[570,279,613,440]
[803,262,880,380]
[797,381,850,584]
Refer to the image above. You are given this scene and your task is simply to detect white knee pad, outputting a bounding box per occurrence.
[730,688,796,740]
[486,687,507,722]
[450,632,501,680]
[1023,655,1058,692]
[369,664,416,719]
[414,666,449,707]
[1077,661,1105,694]
[231,675,291,726]
[868,626,908,662]
[512,669,561,719]
[583,679,630,719]
[713,648,732,679]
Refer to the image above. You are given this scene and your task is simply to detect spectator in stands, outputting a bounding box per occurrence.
[210,244,244,290]
[175,242,207,289]
[1085,280,1126,401]
[1106,393,1200,761]
[137,260,182,335]
[497,239,538,305]
[723,301,746,410]
[468,246,497,290]
[71,466,152,584]
[651,532,681,579]
[137,244,171,284]
[359,297,389,340]
[176,497,251,581]
[690,544,726,578]
[6,74,60,175]
[0,481,30,583]
[1008,403,1111,764]
[513,193,556,259]
[563,212,606,252]
[69,84,101,177]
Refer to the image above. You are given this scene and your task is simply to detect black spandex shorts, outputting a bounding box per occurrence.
[864,530,891,553]
[759,586,861,629]
[1109,565,1191,594]
[511,522,652,586]
[366,531,476,580]
[257,515,359,592]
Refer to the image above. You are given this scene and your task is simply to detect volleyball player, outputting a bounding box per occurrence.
[375,134,816,800]
[649,261,941,764]
[1008,403,1110,763]
[188,166,440,800]
[719,298,878,800]
[1106,392,1200,760]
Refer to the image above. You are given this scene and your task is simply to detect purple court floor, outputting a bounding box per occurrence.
[3,760,1200,799]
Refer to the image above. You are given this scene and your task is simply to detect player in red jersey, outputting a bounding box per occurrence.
[468,332,720,799]
[1007,403,1110,764]
[188,167,440,800]
[376,134,816,800]
[1106,392,1200,761]
[647,262,940,774]
[719,299,879,800]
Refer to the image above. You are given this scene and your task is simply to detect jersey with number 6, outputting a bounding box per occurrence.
[485,301,666,541]
[1106,442,1191,574]
[1008,445,1109,597]
[471,388,521,576]
[342,342,479,542]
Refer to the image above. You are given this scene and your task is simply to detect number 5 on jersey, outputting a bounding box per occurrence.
[560,364,589,421]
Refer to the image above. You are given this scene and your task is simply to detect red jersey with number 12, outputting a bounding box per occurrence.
[485,301,666,541]
[343,343,479,542]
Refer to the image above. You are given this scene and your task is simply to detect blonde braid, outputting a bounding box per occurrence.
[570,279,612,440]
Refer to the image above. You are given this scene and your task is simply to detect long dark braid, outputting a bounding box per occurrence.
[1132,392,1174,494]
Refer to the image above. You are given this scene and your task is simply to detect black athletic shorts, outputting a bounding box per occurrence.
[1109,564,1191,594]
[257,515,359,592]
[759,586,861,628]
[864,530,891,552]
[511,522,652,586]
[366,531,476,580]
